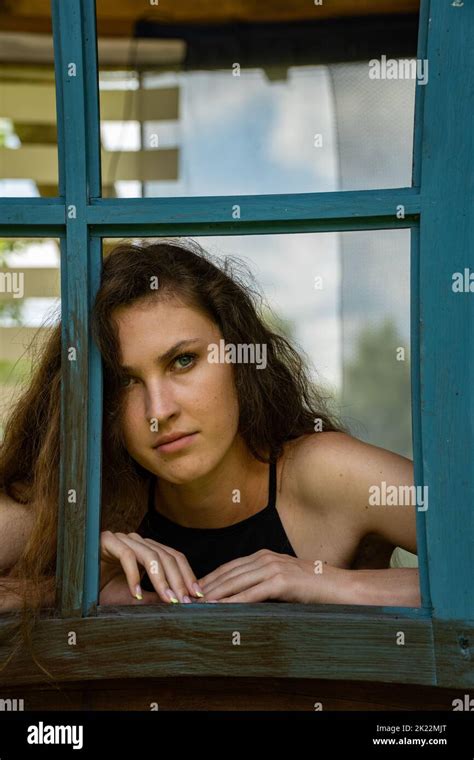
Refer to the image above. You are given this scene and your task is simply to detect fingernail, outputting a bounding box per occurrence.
[183,595,192,603]
[193,583,204,598]
[135,584,143,600]
[206,600,219,603]
[166,588,179,603]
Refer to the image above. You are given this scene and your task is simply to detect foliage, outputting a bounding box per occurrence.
[341,318,412,458]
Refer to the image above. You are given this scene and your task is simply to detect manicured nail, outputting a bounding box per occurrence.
[135,584,143,600]
[183,595,192,603]
[206,600,219,603]
[166,588,179,603]
[193,583,204,598]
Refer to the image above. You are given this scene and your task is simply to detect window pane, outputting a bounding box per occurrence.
[103,230,411,456]
[189,231,413,458]
[0,7,58,198]
[0,238,60,439]
[101,231,417,577]
[96,1,418,198]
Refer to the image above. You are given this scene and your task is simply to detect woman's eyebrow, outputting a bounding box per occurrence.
[120,338,202,372]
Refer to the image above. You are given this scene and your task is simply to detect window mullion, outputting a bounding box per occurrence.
[418,0,474,628]
[52,0,102,618]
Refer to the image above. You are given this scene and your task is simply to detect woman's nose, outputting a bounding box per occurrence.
[145,383,180,427]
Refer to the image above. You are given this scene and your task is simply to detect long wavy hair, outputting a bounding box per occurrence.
[0,238,347,679]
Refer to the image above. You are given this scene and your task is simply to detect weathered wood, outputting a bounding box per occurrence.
[52,0,102,619]
[0,199,64,227]
[432,620,474,689]
[86,189,420,236]
[0,605,435,687]
[418,0,474,622]
[0,676,461,712]
[0,189,420,231]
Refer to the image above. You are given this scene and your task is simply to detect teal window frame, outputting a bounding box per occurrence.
[0,0,472,689]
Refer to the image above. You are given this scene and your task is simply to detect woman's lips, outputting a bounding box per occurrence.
[154,432,198,454]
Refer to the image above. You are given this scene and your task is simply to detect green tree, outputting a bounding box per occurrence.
[341,318,412,458]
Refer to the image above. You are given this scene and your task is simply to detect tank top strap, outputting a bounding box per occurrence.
[267,458,277,508]
[147,475,156,513]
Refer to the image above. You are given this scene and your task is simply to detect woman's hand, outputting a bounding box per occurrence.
[100,531,205,605]
[198,549,349,603]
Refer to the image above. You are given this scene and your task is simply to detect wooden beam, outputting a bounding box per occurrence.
[13,123,57,144]
[0,33,184,67]
[0,64,55,82]
[0,0,420,39]
[99,87,179,122]
[101,147,178,182]
[0,676,463,711]
[0,605,436,687]
[417,0,474,623]
[433,619,474,689]
[0,146,178,183]
[0,146,58,183]
[86,189,421,232]
[1,82,179,123]
[95,0,421,23]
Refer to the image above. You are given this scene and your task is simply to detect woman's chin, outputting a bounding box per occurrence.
[145,456,207,484]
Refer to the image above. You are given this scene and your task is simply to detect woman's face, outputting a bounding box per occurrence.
[113,297,240,483]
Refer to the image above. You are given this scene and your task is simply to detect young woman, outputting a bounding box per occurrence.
[0,239,419,629]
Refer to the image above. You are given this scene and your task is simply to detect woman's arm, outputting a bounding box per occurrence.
[0,578,56,611]
[344,566,420,606]
[0,491,35,572]
[276,431,421,606]
[198,550,422,606]
[0,490,39,611]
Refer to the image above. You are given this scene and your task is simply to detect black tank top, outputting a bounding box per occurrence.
[137,459,297,592]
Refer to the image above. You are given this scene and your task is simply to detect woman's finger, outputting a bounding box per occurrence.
[219,577,284,603]
[201,566,272,600]
[100,531,144,600]
[102,531,174,603]
[115,533,190,603]
[201,554,279,596]
[199,549,273,588]
[138,536,204,599]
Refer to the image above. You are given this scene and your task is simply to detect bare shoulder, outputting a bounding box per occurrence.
[282,430,412,500]
[281,431,362,503]
[280,431,417,554]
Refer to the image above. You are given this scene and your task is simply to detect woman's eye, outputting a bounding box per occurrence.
[120,375,136,388]
[173,352,197,370]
